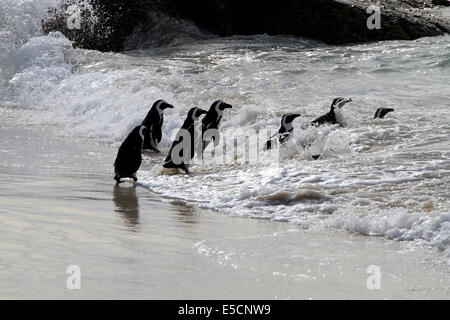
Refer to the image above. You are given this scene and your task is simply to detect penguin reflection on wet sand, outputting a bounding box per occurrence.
[374,107,394,119]
[113,184,140,227]
[142,99,174,153]
[114,125,148,183]
[310,97,352,127]
[201,100,233,153]
[163,107,208,174]
[266,113,301,150]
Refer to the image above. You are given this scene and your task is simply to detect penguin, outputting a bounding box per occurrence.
[310,97,352,127]
[141,99,174,153]
[114,125,148,183]
[374,107,394,119]
[266,113,301,150]
[163,107,208,174]
[201,100,233,153]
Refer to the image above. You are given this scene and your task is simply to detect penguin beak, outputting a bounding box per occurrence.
[293,113,301,118]
[198,109,208,116]
[223,103,232,109]
[163,104,174,110]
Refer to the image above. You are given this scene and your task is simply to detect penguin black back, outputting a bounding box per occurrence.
[310,97,352,126]
[374,107,394,119]
[164,107,207,173]
[141,99,174,152]
[114,125,148,183]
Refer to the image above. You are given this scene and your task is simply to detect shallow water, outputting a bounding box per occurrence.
[5,33,448,258]
[0,0,449,298]
[0,118,448,299]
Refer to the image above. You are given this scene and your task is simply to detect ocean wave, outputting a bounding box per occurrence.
[330,209,450,261]
[1,1,449,263]
[435,53,450,68]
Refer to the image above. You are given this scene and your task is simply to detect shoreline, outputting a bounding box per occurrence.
[0,108,449,299]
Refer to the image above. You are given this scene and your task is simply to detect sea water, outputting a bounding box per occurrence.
[1,0,449,267]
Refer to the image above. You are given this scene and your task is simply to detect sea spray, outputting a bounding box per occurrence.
[0,1,449,262]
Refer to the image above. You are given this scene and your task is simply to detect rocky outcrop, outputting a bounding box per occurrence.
[432,0,450,6]
[42,0,153,51]
[42,0,450,52]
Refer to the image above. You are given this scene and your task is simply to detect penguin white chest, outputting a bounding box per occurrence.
[283,123,293,132]
[334,108,346,126]
[216,111,223,124]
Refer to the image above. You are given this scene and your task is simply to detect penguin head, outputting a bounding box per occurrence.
[188,107,208,121]
[152,99,174,115]
[210,100,233,113]
[280,113,301,132]
[374,107,394,119]
[281,113,301,126]
[331,97,352,110]
[205,100,232,125]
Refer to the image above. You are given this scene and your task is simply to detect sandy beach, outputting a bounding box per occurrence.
[0,107,448,299]
[1,0,450,301]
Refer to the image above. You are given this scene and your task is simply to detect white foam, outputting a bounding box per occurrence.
[1,3,449,262]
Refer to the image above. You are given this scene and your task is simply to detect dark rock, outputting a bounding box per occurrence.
[432,0,450,6]
[42,0,149,51]
[42,0,450,52]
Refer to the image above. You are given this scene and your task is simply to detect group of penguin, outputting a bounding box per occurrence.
[113,98,394,183]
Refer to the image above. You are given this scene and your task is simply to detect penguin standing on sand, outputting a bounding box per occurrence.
[163,107,208,174]
[201,100,233,153]
[310,97,352,127]
[374,107,394,119]
[142,100,174,153]
[266,113,301,150]
[114,125,148,183]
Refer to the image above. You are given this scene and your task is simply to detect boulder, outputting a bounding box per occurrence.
[42,0,450,51]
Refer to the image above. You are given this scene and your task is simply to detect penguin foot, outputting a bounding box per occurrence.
[312,155,321,160]
[181,164,191,174]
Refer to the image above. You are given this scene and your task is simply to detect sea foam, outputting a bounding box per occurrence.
[1,2,449,263]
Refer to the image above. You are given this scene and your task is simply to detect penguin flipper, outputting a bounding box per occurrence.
[146,125,161,152]
[155,125,162,145]
[150,125,162,151]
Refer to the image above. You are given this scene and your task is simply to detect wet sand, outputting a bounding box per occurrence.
[0,108,448,299]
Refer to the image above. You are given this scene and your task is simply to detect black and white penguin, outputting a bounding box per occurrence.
[142,99,174,153]
[374,107,394,119]
[114,125,148,183]
[266,113,301,150]
[201,100,233,153]
[163,107,208,174]
[310,97,352,127]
